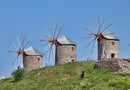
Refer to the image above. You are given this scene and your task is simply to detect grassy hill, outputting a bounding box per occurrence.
[1,61,130,90]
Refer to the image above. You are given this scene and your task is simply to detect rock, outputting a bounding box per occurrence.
[94,58,130,74]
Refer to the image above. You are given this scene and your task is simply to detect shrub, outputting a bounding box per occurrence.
[11,68,24,81]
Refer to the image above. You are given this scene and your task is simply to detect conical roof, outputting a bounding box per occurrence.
[24,47,43,56]
[102,30,119,40]
[57,35,76,45]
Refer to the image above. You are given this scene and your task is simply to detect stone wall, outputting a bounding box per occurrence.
[98,39,119,60]
[94,58,130,73]
[23,55,43,72]
[104,40,119,58]
[55,44,76,64]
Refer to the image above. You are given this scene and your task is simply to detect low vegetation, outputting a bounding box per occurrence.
[11,68,24,82]
[1,61,130,90]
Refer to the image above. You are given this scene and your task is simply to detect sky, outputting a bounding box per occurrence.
[0,0,130,77]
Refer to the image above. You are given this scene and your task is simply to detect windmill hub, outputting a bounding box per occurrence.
[95,34,104,39]
[49,40,56,43]
[17,50,24,56]
[49,39,59,44]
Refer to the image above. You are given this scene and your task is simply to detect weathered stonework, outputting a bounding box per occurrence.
[94,58,130,73]
[98,39,119,60]
[23,55,43,72]
[55,44,76,64]
[23,47,43,72]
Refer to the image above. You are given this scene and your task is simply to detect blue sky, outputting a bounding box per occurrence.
[0,0,130,77]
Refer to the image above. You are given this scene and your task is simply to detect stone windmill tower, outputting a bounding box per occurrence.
[98,30,119,60]
[56,35,77,64]
[23,47,43,72]
[8,34,43,72]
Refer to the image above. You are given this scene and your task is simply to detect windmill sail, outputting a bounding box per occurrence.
[40,22,62,63]
[8,33,30,64]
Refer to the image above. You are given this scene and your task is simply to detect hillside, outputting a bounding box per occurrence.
[1,61,130,90]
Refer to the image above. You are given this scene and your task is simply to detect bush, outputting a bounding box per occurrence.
[11,68,24,81]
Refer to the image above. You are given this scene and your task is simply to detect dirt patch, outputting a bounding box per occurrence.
[62,76,74,80]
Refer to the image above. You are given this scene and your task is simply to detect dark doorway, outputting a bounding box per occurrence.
[71,59,74,62]
[111,53,115,58]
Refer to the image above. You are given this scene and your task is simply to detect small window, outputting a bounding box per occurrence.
[72,47,74,51]
[111,53,115,58]
[112,42,115,45]
[37,58,40,61]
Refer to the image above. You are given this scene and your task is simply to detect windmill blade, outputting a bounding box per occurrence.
[97,17,102,33]
[16,53,20,59]
[44,43,54,56]
[50,45,55,65]
[8,51,18,53]
[12,57,18,64]
[84,27,95,34]
[90,37,97,54]
[100,17,107,30]
[48,27,53,40]
[40,39,50,42]
[53,22,59,39]
[23,40,30,50]
[85,37,97,48]
[56,26,62,39]
[43,35,50,39]
[12,44,18,50]
[19,33,27,51]
[20,33,25,47]
[42,42,50,48]
[16,36,20,48]
[102,23,112,32]
[82,37,94,39]
[12,53,20,64]
[90,23,98,33]
[48,44,53,62]
[22,34,27,48]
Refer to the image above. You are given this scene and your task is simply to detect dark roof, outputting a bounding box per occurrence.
[24,47,43,56]
[57,35,76,45]
[102,30,119,40]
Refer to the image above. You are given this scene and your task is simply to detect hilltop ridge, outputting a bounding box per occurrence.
[1,61,130,90]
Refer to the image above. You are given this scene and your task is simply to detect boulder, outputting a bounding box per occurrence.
[94,58,130,74]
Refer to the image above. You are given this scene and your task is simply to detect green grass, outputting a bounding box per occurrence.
[1,61,130,90]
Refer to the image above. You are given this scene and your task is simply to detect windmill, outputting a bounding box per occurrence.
[8,33,29,65]
[40,23,77,65]
[84,17,119,60]
[8,33,43,72]
[40,22,62,65]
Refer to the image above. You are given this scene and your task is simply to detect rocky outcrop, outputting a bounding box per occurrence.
[94,58,130,74]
